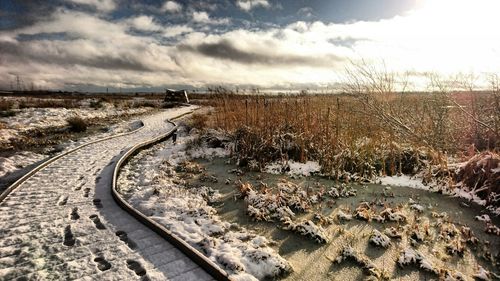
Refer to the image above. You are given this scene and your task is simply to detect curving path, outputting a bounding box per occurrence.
[0,107,213,281]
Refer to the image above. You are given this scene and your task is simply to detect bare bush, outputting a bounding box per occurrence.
[187,113,208,130]
[0,99,15,111]
[67,116,87,132]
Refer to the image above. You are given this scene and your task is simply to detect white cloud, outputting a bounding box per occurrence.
[126,15,162,32]
[192,11,230,25]
[161,1,182,13]
[2,0,500,90]
[192,11,210,23]
[236,0,270,11]
[66,0,116,12]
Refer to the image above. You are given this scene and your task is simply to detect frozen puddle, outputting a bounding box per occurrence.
[191,158,500,281]
[0,106,212,280]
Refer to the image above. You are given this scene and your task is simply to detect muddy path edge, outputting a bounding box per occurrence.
[111,109,232,281]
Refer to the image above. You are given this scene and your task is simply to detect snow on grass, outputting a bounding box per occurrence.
[118,127,292,280]
[0,151,47,178]
[0,102,152,146]
[264,160,321,177]
[369,229,391,248]
[0,118,147,183]
[473,265,491,281]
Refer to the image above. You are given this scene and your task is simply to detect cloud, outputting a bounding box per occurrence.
[0,40,156,72]
[192,11,210,23]
[236,0,270,11]
[180,39,342,66]
[2,0,500,91]
[126,15,162,32]
[192,11,230,25]
[161,1,182,13]
[66,0,116,12]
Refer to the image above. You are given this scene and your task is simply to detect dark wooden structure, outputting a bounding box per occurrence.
[164,89,189,104]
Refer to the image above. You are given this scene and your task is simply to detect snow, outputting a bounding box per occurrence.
[378,175,428,190]
[474,266,491,280]
[379,172,500,215]
[0,101,152,147]
[410,203,425,213]
[475,214,491,222]
[0,151,46,178]
[118,127,292,280]
[369,229,391,248]
[0,117,148,183]
[0,107,212,280]
[337,210,353,221]
[264,160,321,177]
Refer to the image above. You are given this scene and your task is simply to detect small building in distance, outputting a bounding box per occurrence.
[164,89,189,103]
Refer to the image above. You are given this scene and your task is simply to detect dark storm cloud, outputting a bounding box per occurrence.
[0,40,156,72]
[179,39,343,66]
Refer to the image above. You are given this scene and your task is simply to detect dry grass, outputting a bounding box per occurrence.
[204,63,498,183]
[456,152,500,203]
[67,116,87,132]
[205,89,498,182]
[18,98,80,109]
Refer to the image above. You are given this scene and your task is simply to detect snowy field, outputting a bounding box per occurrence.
[0,98,152,147]
[0,97,155,189]
[0,106,215,280]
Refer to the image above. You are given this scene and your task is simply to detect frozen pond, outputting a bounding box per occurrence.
[190,158,499,280]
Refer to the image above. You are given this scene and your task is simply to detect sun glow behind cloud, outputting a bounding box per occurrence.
[358,0,500,74]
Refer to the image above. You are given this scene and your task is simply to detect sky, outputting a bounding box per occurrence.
[0,0,499,92]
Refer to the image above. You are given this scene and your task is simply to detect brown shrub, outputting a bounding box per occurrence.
[455,152,500,204]
[188,113,208,130]
[67,116,87,132]
[0,99,15,111]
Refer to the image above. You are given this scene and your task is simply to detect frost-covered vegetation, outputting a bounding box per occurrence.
[118,126,293,280]
[0,96,159,150]
[203,66,500,213]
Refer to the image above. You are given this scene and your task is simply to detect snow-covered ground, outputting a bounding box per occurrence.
[378,175,428,190]
[0,118,144,188]
[0,99,153,186]
[0,106,213,280]
[0,151,46,178]
[0,101,152,146]
[118,127,292,280]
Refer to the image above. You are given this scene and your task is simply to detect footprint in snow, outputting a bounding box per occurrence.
[126,259,146,276]
[70,207,79,220]
[74,182,85,191]
[116,230,137,249]
[94,256,112,271]
[93,198,103,208]
[63,225,76,246]
[58,196,68,206]
[89,214,106,230]
[83,188,90,198]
